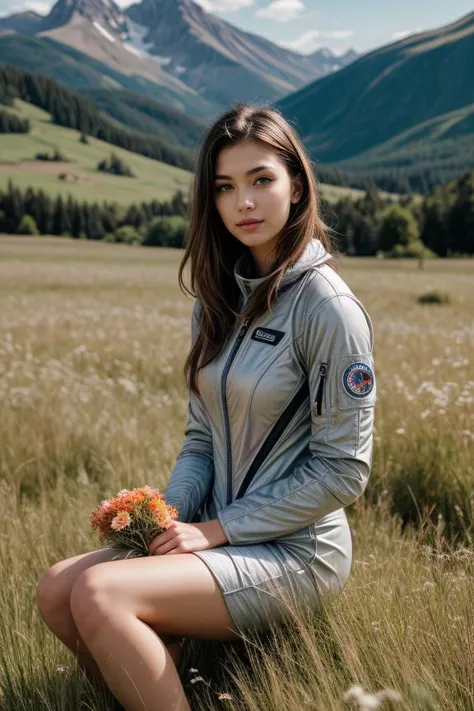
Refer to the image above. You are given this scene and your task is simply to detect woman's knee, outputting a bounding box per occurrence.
[36,562,72,624]
[69,565,116,637]
[36,549,130,623]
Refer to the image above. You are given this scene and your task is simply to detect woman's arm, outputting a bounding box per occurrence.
[216,293,376,545]
[163,300,214,522]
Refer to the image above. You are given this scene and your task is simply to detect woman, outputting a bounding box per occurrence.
[36,103,376,711]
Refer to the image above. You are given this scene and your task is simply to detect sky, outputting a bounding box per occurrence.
[0,0,473,55]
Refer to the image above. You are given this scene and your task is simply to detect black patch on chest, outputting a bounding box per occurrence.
[250,327,285,346]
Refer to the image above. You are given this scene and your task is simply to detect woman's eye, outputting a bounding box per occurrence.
[216,177,272,193]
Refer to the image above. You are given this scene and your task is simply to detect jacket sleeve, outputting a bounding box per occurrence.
[217,293,376,545]
[163,300,214,522]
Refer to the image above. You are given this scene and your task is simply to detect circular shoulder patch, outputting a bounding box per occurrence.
[342,362,374,399]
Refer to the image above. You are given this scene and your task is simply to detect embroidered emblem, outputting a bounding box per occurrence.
[251,327,285,346]
[342,362,374,398]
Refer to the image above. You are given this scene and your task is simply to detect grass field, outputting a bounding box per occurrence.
[0,100,373,206]
[0,236,472,710]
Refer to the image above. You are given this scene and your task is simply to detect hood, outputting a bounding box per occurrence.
[234,237,331,300]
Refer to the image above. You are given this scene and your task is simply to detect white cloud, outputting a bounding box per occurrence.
[392,28,423,40]
[279,28,353,53]
[194,0,255,12]
[255,0,304,23]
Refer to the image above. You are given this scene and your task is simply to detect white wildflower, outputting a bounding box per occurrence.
[343,684,402,710]
[118,377,138,395]
[56,665,71,675]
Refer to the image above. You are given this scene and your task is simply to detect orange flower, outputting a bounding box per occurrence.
[110,511,132,531]
[149,498,177,528]
[91,486,177,552]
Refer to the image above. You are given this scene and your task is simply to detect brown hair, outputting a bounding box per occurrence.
[178,102,339,395]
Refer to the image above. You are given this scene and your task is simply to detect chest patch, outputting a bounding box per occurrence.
[342,362,375,398]
[250,327,285,346]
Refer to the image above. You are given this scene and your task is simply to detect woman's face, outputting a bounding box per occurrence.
[213,138,303,270]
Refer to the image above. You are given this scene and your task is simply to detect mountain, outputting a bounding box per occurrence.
[125,0,355,106]
[0,10,43,36]
[0,33,216,120]
[307,47,358,73]
[276,11,474,174]
[0,0,358,112]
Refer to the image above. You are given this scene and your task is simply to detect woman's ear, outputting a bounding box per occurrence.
[291,174,303,204]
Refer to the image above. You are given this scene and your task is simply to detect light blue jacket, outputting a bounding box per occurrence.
[164,238,376,546]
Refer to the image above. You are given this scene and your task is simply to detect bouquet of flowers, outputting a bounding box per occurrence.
[90,485,179,557]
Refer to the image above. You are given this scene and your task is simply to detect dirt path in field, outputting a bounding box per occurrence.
[0,161,93,183]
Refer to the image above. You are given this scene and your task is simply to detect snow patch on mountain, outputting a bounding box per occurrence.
[92,20,115,42]
[123,17,153,56]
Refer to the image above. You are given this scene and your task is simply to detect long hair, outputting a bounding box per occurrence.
[177,102,339,395]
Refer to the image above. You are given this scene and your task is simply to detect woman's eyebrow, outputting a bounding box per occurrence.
[214,165,275,180]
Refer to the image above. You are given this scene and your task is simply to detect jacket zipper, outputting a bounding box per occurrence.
[235,377,309,500]
[315,362,328,416]
[235,361,327,501]
[221,316,252,505]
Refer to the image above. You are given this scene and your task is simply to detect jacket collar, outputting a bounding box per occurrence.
[234,238,331,301]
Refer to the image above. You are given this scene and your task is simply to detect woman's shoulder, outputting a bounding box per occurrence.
[297,264,360,314]
[296,264,374,345]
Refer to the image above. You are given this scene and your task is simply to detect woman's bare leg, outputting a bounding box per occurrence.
[69,552,241,711]
[35,548,185,687]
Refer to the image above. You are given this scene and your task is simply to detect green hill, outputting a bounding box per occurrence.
[82,89,206,149]
[0,62,195,171]
[0,100,193,204]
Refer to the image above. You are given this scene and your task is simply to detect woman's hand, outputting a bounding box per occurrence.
[148,519,228,556]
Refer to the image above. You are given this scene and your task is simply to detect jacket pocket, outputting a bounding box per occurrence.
[314,361,328,416]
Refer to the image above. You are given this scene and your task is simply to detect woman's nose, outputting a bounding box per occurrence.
[237,193,255,210]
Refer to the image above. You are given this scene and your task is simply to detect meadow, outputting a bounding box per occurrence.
[0,236,472,711]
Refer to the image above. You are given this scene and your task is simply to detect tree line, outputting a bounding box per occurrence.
[324,171,473,257]
[0,181,187,241]
[0,170,473,256]
[0,107,29,133]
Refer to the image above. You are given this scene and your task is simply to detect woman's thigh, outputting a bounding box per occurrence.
[69,553,242,642]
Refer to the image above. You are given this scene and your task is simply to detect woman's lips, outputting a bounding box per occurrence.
[238,221,264,232]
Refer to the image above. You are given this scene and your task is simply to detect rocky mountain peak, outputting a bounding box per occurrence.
[43,0,127,35]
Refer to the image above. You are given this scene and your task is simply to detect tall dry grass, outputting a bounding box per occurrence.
[0,237,472,710]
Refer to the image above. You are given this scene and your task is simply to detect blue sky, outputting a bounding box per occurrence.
[0,0,472,55]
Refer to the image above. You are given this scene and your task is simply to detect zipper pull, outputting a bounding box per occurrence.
[315,362,328,416]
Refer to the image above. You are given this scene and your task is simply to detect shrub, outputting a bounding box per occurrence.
[35,148,68,161]
[387,240,436,259]
[417,290,450,305]
[97,153,134,177]
[114,226,141,244]
[142,216,188,247]
[16,214,39,235]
